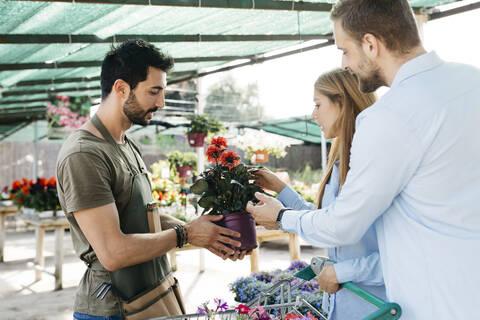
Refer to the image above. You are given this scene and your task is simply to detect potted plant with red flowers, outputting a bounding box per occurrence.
[190,136,263,250]
[8,177,61,217]
[186,114,224,147]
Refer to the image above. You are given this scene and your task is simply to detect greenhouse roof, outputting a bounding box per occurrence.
[0,0,477,140]
[240,116,328,144]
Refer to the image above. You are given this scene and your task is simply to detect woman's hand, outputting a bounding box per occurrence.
[251,167,287,193]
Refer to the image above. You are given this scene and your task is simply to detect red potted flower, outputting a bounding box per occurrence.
[186,114,224,147]
[190,137,263,251]
[8,177,60,216]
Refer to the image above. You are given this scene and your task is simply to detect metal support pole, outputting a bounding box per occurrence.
[54,226,64,290]
[320,128,327,172]
[415,13,428,43]
[33,120,39,179]
[195,77,206,272]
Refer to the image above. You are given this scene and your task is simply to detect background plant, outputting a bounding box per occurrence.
[289,164,323,186]
[186,113,225,135]
[46,94,90,129]
[9,177,60,212]
[167,151,197,169]
[234,130,290,161]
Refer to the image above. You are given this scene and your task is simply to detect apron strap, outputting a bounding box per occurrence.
[91,114,138,174]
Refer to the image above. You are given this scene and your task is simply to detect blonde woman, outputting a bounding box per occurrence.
[253,69,386,319]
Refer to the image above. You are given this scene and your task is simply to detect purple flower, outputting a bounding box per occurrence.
[214,298,228,311]
[197,300,210,316]
[287,260,308,271]
[197,307,207,316]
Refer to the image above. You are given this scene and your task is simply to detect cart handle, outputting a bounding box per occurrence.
[341,282,401,320]
[295,262,402,320]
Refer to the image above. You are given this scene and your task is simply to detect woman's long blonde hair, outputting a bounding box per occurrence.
[315,69,376,208]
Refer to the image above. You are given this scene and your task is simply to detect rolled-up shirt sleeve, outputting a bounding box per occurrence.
[334,251,384,285]
[281,108,422,247]
[277,185,316,211]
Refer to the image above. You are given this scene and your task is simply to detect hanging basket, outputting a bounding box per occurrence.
[254,151,269,163]
[177,166,193,178]
[187,132,207,147]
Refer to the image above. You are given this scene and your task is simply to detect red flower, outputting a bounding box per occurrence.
[220,150,240,169]
[39,178,48,187]
[285,313,301,320]
[206,145,223,163]
[22,178,29,185]
[21,185,30,195]
[210,136,228,149]
[48,177,56,188]
[235,304,250,315]
[11,180,22,191]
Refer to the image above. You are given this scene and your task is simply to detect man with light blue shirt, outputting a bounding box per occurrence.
[247,0,480,319]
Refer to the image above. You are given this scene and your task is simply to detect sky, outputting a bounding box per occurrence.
[199,6,480,120]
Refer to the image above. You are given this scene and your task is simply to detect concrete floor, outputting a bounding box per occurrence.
[0,221,326,320]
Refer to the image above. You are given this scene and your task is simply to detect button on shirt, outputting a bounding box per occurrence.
[278,163,385,320]
[281,52,480,320]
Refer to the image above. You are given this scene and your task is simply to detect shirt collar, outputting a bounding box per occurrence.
[391,51,443,88]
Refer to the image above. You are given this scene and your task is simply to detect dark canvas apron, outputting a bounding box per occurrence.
[91,115,184,319]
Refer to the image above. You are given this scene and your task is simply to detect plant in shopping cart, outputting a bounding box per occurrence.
[230,261,323,315]
[248,306,274,320]
[190,136,264,251]
[284,312,318,320]
[197,298,229,319]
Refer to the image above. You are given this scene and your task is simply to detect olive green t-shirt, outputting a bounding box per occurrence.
[56,129,146,316]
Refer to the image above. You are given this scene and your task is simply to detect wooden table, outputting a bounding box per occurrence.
[168,244,205,273]
[0,203,18,262]
[250,227,300,272]
[168,226,300,273]
[16,213,70,290]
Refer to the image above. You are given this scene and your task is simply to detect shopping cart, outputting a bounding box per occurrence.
[151,257,401,320]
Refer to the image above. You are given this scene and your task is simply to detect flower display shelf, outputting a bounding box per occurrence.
[16,209,69,290]
[0,201,17,263]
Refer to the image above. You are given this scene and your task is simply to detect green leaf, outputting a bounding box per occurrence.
[190,179,209,195]
[198,195,215,209]
[231,179,245,189]
[234,201,243,211]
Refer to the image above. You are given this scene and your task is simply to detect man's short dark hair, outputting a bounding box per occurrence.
[100,39,174,99]
[331,0,421,54]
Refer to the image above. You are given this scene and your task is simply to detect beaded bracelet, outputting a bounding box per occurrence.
[173,225,188,248]
[173,225,183,248]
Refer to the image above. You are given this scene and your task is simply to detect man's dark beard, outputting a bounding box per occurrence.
[123,92,157,126]
[358,67,384,93]
[356,59,385,93]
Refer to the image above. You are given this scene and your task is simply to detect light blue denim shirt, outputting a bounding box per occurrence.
[280,52,480,319]
[278,163,386,320]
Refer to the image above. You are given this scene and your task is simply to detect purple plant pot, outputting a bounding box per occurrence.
[215,211,258,251]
